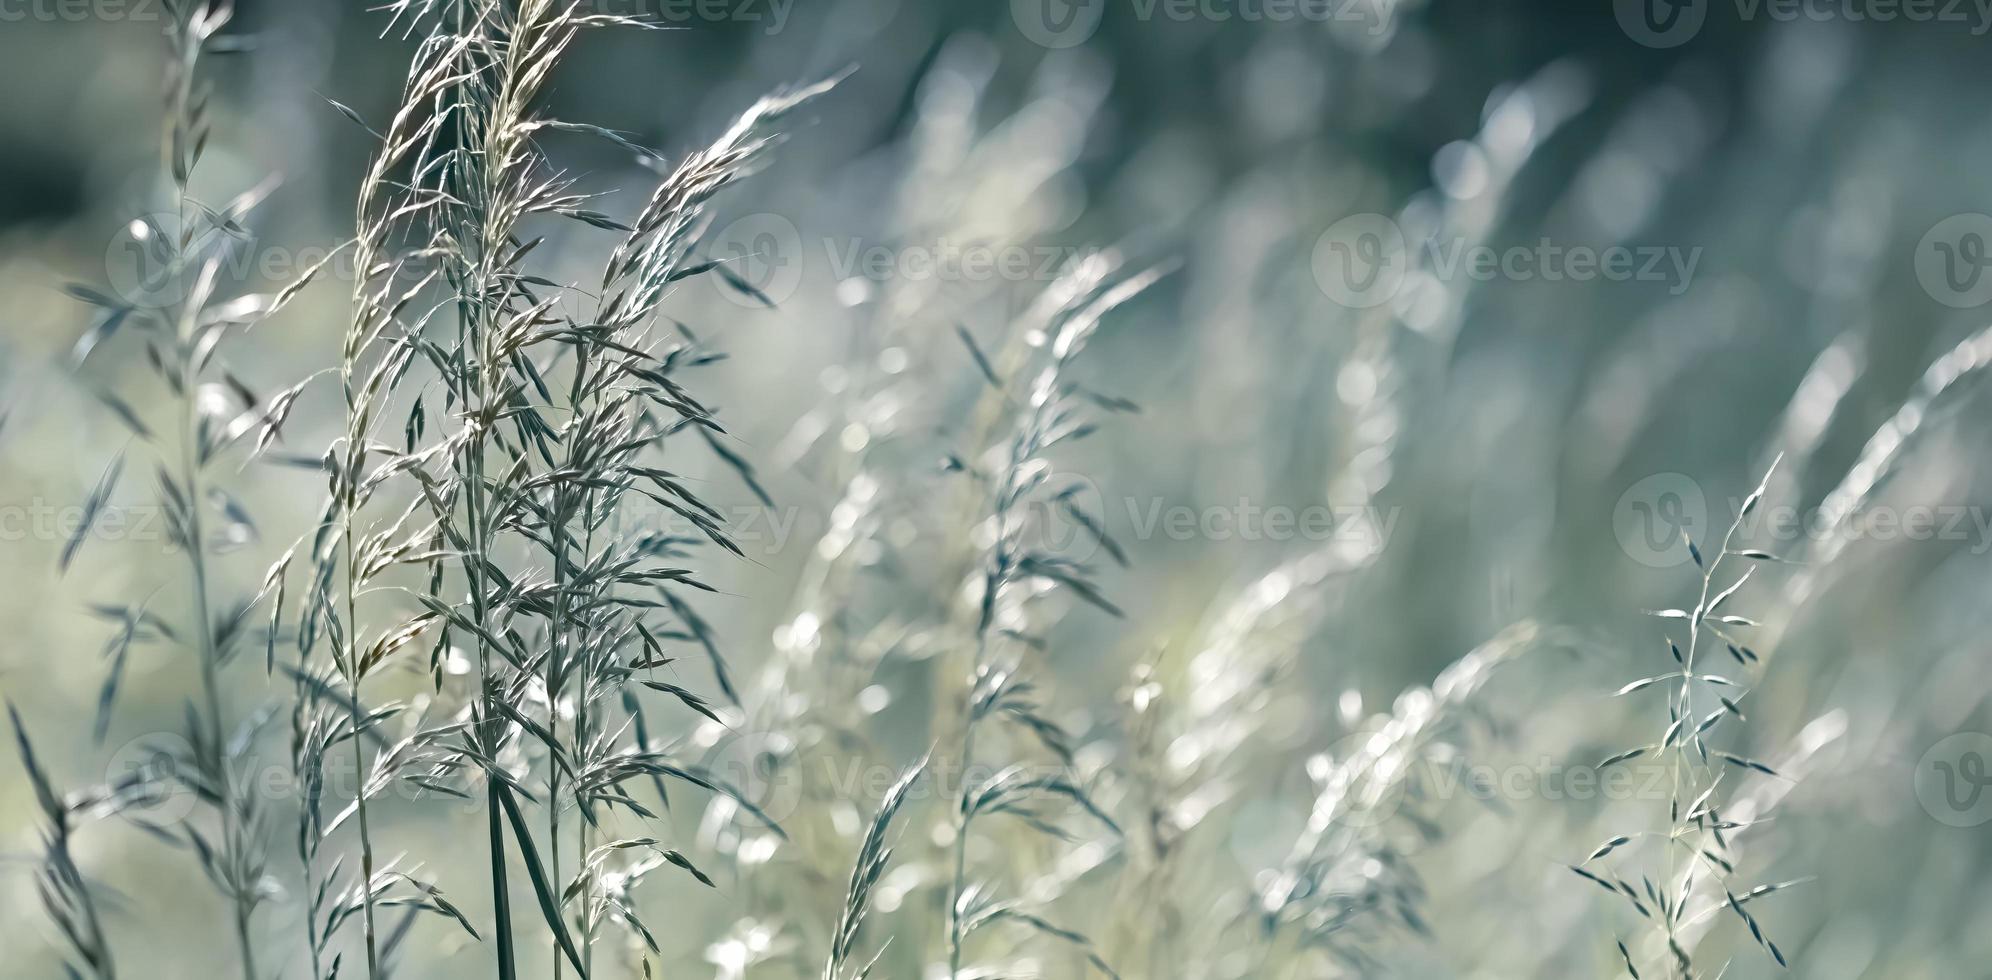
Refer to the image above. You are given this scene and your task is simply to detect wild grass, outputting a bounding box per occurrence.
[940,253,1163,979]
[1574,461,1804,978]
[281,1,847,977]
[51,3,325,976]
[13,6,1992,980]
[10,705,119,980]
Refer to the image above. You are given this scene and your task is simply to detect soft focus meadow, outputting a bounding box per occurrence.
[2,1,1991,978]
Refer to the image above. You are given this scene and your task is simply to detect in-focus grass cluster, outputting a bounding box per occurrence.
[9,4,1992,980]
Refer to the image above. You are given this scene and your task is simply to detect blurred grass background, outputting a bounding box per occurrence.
[3,0,1991,977]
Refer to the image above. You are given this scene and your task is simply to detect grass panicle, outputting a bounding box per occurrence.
[1581,459,1806,977]
[50,8,1992,980]
[11,704,120,980]
[824,758,927,980]
[57,3,336,974]
[941,253,1164,980]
